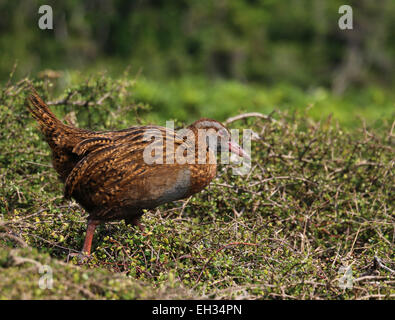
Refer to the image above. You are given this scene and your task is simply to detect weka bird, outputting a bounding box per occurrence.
[27,88,248,255]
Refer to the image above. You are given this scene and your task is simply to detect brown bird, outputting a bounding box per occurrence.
[26,88,249,255]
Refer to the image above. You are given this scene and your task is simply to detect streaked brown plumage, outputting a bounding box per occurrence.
[26,88,248,255]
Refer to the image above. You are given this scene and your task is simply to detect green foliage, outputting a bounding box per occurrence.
[0,247,194,299]
[1,0,394,92]
[1,75,394,299]
[131,76,395,128]
[26,70,395,128]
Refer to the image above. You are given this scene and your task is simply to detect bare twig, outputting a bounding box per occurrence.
[374,256,395,274]
[0,232,28,248]
[224,112,277,125]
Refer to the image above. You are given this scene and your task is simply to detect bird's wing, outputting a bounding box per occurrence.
[64,126,194,215]
[72,137,115,156]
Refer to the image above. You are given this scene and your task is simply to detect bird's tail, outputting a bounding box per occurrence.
[26,87,68,142]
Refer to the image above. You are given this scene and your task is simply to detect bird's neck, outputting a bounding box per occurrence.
[184,125,217,194]
[186,125,216,165]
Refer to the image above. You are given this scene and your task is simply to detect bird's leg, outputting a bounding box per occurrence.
[125,216,145,232]
[67,219,99,264]
[125,211,145,233]
[82,219,100,255]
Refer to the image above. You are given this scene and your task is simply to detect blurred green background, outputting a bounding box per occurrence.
[0,0,394,126]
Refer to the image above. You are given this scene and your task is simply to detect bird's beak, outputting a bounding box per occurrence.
[228,141,250,159]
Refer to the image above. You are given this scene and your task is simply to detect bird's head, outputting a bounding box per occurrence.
[188,118,249,159]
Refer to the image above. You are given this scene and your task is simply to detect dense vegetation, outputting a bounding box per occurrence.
[0,75,393,299]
